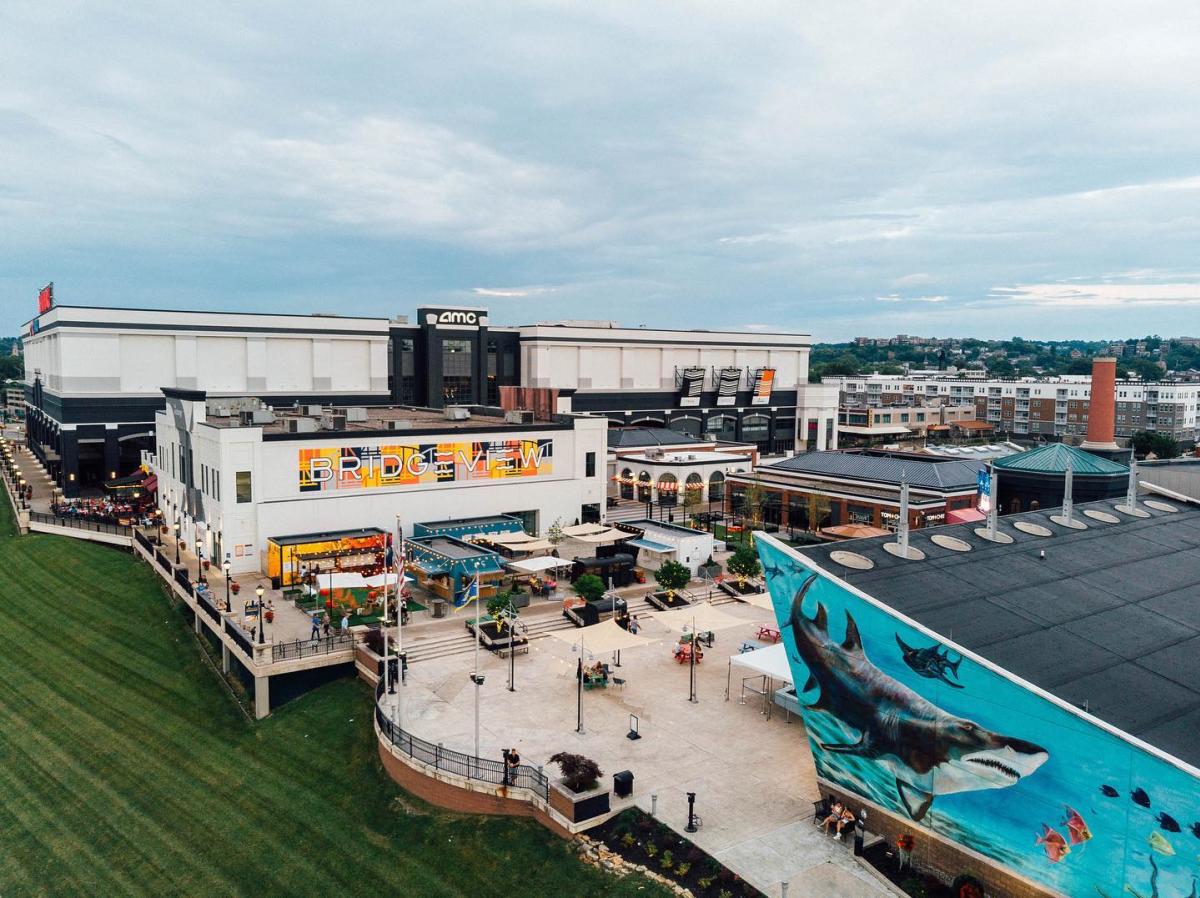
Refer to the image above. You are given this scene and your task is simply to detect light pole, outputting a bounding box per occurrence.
[256,585,265,644]
[223,557,232,612]
[173,519,181,565]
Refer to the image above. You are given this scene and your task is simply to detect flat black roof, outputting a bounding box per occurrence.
[798,498,1200,768]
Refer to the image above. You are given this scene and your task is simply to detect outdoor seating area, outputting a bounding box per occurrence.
[379,594,886,897]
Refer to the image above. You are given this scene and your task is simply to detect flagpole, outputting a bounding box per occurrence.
[383,531,391,696]
[473,572,482,761]
[395,515,404,731]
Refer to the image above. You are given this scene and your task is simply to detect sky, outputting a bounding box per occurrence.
[4,2,1200,341]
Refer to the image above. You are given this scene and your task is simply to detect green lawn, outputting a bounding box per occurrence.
[0,502,666,898]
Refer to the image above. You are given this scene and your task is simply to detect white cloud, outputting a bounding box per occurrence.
[989,281,1200,308]
[472,286,557,298]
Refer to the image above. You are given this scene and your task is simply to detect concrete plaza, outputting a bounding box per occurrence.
[379,599,891,898]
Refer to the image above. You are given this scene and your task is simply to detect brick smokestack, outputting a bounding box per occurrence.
[1081,357,1119,450]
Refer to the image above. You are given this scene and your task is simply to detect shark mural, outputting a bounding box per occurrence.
[756,534,1200,898]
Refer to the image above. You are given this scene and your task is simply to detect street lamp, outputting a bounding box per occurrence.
[223,557,232,612]
[173,519,181,565]
[256,585,265,644]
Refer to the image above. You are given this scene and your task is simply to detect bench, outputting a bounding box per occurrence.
[497,644,530,659]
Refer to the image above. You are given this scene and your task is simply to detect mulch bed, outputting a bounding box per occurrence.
[591,808,765,898]
[862,841,955,898]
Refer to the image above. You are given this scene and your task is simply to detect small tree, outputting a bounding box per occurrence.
[654,560,691,601]
[572,573,606,603]
[805,492,832,533]
[682,481,702,522]
[546,517,566,548]
[740,476,765,532]
[549,752,603,793]
[1131,430,1179,460]
[726,544,761,588]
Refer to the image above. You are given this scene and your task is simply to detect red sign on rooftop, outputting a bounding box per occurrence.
[38,282,53,314]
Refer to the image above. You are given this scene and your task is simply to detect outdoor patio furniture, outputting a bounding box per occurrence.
[756,626,781,643]
[738,640,757,653]
[682,630,715,647]
[583,673,608,690]
[674,644,702,664]
[611,676,626,689]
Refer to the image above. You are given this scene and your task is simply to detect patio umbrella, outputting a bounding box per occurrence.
[546,620,656,733]
[508,556,574,574]
[645,602,748,702]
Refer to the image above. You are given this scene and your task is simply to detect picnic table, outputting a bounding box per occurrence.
[756,626,781,643]
[674,644,703,664]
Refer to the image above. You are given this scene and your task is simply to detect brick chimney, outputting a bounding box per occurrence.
[1081,357,1119,451]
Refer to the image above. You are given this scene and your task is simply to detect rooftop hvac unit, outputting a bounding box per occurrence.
[250,409,276,425]
[343,407,368,423]
[504,409,535,425]
[208,405,233,418]
[444,406,471,421]
[386,419,413,431]
[286,417,318,433]
[702,433,716,441]
[320,414,347,431]
[305,404,323,416]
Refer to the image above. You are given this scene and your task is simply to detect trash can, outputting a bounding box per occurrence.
[613,770,634,798]
[431,598,447,619]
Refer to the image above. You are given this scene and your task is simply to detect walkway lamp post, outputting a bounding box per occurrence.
[174,519,181,565]
[18,476,26,508]
[256,585,265,644]
[223,557,232,612]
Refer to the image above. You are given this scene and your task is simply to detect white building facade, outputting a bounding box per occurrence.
[151,391,608,575]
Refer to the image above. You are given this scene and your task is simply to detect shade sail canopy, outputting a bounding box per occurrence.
[945,507,986,524]
[730,642,793,685]
[736,591,775,611]
[508,556,574,574]
[573,528,630,544]
[837,425,912,436]
[562,523,608,537]
[647,602,746,633]
[821,524,891,539]
[488,531,539,544]
[510,538,556,553]
[362,572,415,587]
[545,618,656,654]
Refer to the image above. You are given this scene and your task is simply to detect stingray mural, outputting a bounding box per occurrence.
[756,534,1200,898]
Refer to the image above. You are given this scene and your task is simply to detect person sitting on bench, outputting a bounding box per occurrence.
[834,805,856,840]
[821,801,845,835]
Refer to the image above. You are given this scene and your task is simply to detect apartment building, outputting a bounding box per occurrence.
[827,373,1199,445]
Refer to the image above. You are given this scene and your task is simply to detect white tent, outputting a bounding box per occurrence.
[362,572,415,588]
[508,556,574,574]
[729,642,793,684]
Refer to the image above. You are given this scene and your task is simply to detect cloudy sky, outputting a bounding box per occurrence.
[4,2,1200,340]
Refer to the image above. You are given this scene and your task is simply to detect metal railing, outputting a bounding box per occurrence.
[134,529,154,552]
[374,681,548,800]
[224,618,255,655]
[196,590,222,623]
[29,511,133,537]
[173,567,195,597]
[271,632,356,662]
[155,549,171,572]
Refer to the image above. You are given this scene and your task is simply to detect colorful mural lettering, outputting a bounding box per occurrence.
[756,534,1200,898]
[298,439,553,492]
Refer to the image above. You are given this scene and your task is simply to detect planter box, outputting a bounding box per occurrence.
[647,590,690,610]
[698,563,721,580]
[549,781,611,824]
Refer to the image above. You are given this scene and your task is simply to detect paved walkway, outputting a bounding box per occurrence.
[4,439,55,512]
[379,599,890,898]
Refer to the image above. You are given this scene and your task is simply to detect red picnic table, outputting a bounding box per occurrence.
[674,643,703,664]
[757,626,781,643]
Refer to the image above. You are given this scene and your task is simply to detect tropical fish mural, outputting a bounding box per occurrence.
[756,534,1200,898]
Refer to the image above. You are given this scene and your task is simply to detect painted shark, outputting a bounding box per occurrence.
[786,573,1049,821]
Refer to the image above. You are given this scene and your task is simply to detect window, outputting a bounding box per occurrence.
[235,471,252,504]
[396,338,416,404]
[442,339,474,404]
[585,451,596,478]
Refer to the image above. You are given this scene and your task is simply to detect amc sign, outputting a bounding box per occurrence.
[424,308,484,327]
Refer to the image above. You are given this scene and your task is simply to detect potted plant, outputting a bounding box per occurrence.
[547,752,610,822]
[230,581,241,595]
[726,545,761,592]
[698,554,721,580]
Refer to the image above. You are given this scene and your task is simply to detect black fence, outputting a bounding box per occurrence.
[134,529,154,553]
[28,511,133,538]
[374,681,548,800]
[271,633,356,663]
[173,567,194,597]
[224,618,255,656]
[197,590,222,623]
[154,550,171,572]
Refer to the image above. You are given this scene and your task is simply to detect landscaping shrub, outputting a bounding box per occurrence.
[548,752,602,792]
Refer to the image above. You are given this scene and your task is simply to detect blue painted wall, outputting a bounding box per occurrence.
[757,535,1200,898]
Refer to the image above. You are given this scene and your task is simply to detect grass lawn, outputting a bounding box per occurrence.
[0,502,668,898]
